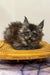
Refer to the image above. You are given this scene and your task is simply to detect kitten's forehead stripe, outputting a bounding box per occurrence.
[28,24,37,31]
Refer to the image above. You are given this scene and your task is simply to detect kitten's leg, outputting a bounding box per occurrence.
[12,42,21,49]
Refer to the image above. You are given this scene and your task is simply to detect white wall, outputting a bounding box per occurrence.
[0,0,50,43]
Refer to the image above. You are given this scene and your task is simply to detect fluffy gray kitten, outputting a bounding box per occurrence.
[4,17,44,50]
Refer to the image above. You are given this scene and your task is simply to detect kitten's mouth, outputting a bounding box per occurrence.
[25,39,39,46]
[22,37,37,46]
[26,38,36,43]
[25,39,34,45]
[27,39,33,43]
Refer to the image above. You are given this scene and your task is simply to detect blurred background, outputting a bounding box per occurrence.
[0,0,50,43]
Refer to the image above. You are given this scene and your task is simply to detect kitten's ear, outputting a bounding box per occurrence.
[23,16,29,26]
[38,20,44,29]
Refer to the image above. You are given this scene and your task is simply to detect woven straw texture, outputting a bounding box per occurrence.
[0,39,50,60]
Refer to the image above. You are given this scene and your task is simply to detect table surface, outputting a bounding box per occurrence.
[0,59,50,75]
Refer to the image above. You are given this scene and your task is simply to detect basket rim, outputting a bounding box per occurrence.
[0,39,50,60]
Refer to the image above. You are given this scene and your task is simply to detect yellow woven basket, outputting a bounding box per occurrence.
[0,39,50,60]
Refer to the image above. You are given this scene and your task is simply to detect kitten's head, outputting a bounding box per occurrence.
[18,17,44,46]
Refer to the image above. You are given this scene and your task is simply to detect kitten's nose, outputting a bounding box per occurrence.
[29,37,31,40]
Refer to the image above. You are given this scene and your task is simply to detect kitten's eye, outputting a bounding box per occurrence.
[24,31,29,36]
[32,32,38,37]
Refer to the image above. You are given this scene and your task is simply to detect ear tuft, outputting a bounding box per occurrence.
[38,20,44,29]
[23,16,29,26]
